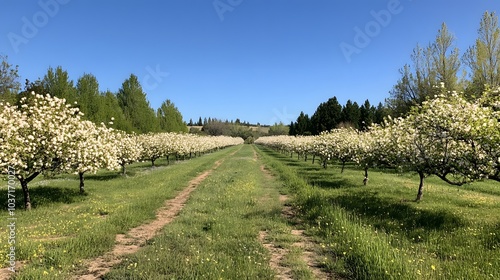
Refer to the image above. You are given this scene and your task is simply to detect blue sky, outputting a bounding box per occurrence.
[1,1,498,125]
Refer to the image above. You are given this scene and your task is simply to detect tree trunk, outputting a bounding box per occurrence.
[79,172,85,194]
[341,161,346,173]
[323,160,327,169]
[363,166,369,185]
[20,179,32,210]
[151,159,155,167]
[121,164,126,175]
[415,171,425,202]
[304,154,308,162]
[312,155,315,164]
[166,155,170,165]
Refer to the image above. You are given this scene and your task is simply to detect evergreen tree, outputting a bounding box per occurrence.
[374,102,389,124]
[117,74,158,133]
[310,97,342,134]
[359,99,375,130]
[340,100,361,128]
[157,99,188,132]
[188,118,193,126]
[289,121,296,136]
[295,111,312,135]
[198,117,203,126]
[98,90,134,132]
[76,73,100,123]
[43,66,77,103]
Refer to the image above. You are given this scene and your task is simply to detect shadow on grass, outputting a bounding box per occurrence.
[328,190,466,236]
[85,172,122,181]
[2,185,87,210]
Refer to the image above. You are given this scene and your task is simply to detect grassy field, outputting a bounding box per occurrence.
[256,145,500,280]
[1,145,316,279]
[0,147,238,279]
[2,144,499,279]
[103,144,314,279]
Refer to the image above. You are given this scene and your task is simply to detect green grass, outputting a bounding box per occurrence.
[256,145,500,280]
[103,145,314,279]
[0,147,239,279]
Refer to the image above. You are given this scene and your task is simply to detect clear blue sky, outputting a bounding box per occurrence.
[1,0,498,125]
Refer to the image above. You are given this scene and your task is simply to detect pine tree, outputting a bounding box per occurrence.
[117,74,159,133]
[43,66,76,103]
[311,97,342,134]
[76,73,101,123]
[157,99,188,132]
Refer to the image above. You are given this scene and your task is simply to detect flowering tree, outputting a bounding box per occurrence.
[0,93,83,209]
[114,131,141,175]
[70,120,119,193]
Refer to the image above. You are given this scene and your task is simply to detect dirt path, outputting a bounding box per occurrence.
[256,150,331,279]
[73,159,225,280]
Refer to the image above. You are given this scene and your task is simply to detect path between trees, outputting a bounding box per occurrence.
[73,157,228,280]
[255,147,333,279]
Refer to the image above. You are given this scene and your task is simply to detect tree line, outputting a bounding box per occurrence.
[290,11,500,136]
[289,98,388,136]
[0,63,187,134]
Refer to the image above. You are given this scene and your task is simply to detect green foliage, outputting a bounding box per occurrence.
[43,66,77,103]
[340,100,361,129]
[117,74,159,133]
[76,73,101,123]
[0,55,20,104]
[464,11,500,95]
[97,90,135,132]
[311,97,342,134]
[268,122,289,135]
[157,99,188,132]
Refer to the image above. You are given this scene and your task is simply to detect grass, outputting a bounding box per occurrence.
[0,147,239,279]
[255,145,500,280]
[103,144,314,279]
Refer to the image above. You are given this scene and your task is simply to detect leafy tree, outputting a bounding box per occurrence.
[430,23,461,91]
[310,97,342,134]
[463,11,500,96]
[98,90,134,132]
[0,55,20,104]
[76,73,101,123]
[117,74,159,133]
[268,122,289,135]
[387,23,460,116]
[157,99,188,132]
[43,66,77,103]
